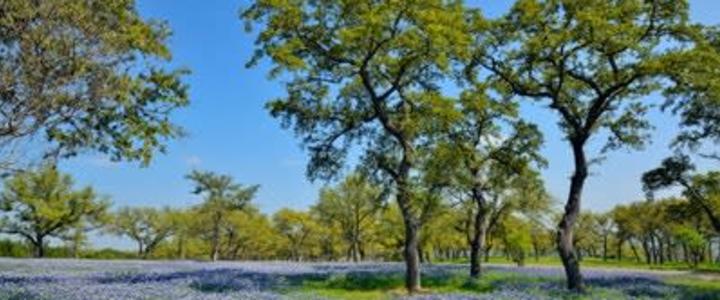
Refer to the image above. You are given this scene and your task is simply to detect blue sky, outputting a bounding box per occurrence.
[58,1,720,249]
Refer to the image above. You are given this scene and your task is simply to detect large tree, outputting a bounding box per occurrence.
[311,173,383,262]
[468,0,717,291]
[109,206,176,258]
[0,0,188,169]
[186,170,259,261]
[0,165,109,257]
[242,0,471,292]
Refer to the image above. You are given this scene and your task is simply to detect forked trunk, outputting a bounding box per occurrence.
[557,141,587,292]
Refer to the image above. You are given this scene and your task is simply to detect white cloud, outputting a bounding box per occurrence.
[184,155,202,168]
[86,156,120,169]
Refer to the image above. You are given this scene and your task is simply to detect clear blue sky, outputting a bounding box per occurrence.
[58,1,720,249]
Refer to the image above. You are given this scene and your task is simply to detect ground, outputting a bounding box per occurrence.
[0,258,717,299]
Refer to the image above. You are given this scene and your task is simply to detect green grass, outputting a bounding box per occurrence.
[282,270,549,299]
[279,262,720,299]
[446,256,720,273]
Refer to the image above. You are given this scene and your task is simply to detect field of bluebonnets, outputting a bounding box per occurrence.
[0,258,717,300]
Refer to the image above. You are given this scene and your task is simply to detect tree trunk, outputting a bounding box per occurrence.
[630,240,641,262]
[210,212,221,262]
[642,238,651,264]
[602,235,608,262]
[402,216,421,293]
[137,241,145,258]
[352,239,361,263]
[177,235,186,260]
[556,141,587,292]
[33,236,45,258]
[469,206,488,278]
[484,242,492,262]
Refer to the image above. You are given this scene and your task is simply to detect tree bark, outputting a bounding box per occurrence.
[469,205,488,278]
[33,235,45,258]
[642,238,651,264]
[402,214,421,293]
[556,140,587,292]
[602,235,608,262]
[210,212,222,262]
[484,242,492,262]
[630,240,641,262]
[137,241,145,258]
[394,142,421,293]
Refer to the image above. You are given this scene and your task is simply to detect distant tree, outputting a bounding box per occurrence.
[61,218,106,259]
[469,0,719,291]
[424,206,466,262]
[0,0,189,170]
[311,173,383,262]
[497,215,532,267]
[611,204,645,262]
[166,209,195,260]
[594,213,615,262]
[672,226,706,268]
[0,165,109,257]
[273,209,319,261]
[222,207,279,260]
[643,155,720,234]
[242,0,471,292]
[110,206,175,258]
[186,170,259,261]
[528,218,554,262]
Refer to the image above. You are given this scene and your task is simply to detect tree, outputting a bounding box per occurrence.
[498,215,532,267]
[672,226,706,268]
[166,209,195,260]
[0,0,189,170]
[469,0,718,291]
[273,209,320,261]
[643,155,720,234]
[0,165,109,257]
[222,207,280,260]
[594,213,615,262]
[663,26,720,161]
[424,86,545,277]
[311,173,383,262]
[242,0,471,292]
[110,206,175,258]
[186,170,259,261]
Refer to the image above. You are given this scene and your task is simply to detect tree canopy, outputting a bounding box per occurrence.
[0,165,109,257]
[468,0,720,291]
[0,0,189,169]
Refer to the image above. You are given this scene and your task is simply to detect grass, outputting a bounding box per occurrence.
[446,256,720,273]
[284,270,551,299]
[279,261,720,299]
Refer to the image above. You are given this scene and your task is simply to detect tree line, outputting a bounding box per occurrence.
[0,166,717,272]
